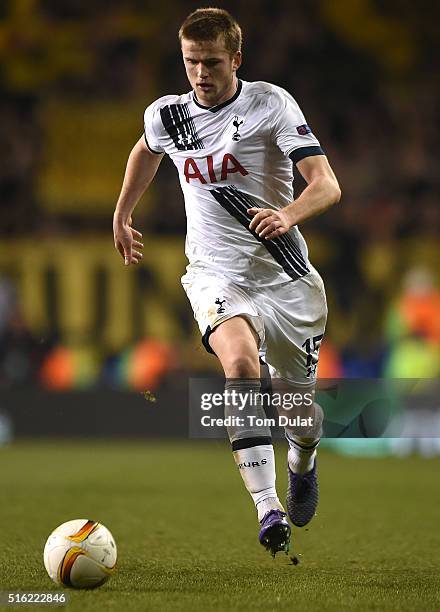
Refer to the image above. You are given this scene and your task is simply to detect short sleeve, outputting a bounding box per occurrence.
[143,101,165,154]
[270,87,325,164]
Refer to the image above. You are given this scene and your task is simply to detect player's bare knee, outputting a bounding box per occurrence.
[223,354,260,378]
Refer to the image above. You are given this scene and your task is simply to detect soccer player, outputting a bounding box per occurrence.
[113,8,341,557]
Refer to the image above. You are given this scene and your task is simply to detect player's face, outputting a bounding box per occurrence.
[181,36,241,107]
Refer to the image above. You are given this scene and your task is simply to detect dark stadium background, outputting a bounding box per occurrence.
[0,0,438,445]
[0,2,439,610]
[0,0,438,403]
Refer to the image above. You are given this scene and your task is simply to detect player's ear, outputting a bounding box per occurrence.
[232,51,242,71]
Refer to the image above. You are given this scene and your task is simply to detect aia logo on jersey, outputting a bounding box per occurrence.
[184,153,248,184]
[232,115,244,141]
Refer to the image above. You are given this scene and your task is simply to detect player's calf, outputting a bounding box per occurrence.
[273,382,323,527]
[210,317,288,553]
[226,378,288,553]
[284,404,323,526]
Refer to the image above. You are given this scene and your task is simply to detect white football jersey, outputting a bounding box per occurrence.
[144,79,324,287]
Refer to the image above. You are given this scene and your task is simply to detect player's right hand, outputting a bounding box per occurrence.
[113,215,144,266]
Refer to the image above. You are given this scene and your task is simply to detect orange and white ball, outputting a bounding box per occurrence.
[43,519,117,589]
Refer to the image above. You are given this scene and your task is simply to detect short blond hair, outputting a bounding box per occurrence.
[179,7,242,55]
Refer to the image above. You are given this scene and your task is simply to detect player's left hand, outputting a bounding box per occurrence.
[113,215,144,266]
[248,207,291,240]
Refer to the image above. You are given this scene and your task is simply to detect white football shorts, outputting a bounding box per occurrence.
[181,265,327,386]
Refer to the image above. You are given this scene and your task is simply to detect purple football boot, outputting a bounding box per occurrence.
[258,509,291,557]
[286,460,318,527]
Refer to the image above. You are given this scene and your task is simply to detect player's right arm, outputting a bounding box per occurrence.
[113,135,164,266]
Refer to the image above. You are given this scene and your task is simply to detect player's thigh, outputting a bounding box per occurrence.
[256,270,328,386]
[209,315,260,378]
[181,270,265,377]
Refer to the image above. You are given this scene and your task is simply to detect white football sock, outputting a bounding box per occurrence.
[256,496,284,522]
[284,402,323,474]
[232,444,283,519]
[286,434,319,474]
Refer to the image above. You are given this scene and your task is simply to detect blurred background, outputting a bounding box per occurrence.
[0,0,438,447]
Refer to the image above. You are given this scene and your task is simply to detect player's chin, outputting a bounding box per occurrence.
[198,85,219,100]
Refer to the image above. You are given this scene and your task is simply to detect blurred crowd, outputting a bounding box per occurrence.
[1,1,438,237]
[1,263,438,390]
[0,0,438,389]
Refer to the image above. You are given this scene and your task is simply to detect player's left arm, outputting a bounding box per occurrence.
[249,154,341,240]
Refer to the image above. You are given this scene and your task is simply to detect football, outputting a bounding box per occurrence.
[43,519,117,589]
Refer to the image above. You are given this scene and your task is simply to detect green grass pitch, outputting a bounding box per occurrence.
[0,440,439,611]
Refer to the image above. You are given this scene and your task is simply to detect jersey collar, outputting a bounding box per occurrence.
[192,79,243,113]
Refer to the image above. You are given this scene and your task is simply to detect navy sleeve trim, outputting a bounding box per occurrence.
[144,133,163,155]
[289,145,325,164]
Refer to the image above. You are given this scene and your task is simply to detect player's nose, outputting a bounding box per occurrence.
[196,63,209,78]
